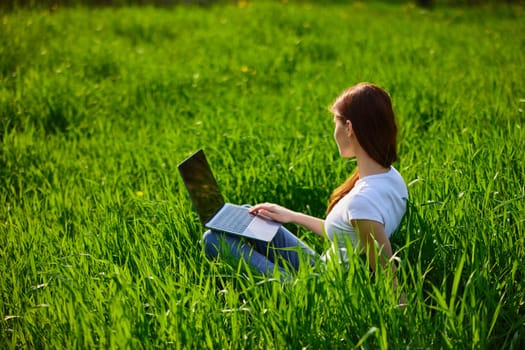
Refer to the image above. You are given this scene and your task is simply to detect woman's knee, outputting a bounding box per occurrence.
[202,230,222,257]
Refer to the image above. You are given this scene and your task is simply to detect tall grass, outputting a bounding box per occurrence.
[1,1,524,348]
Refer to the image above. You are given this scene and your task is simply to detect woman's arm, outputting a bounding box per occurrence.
[352,219,405,304]
[351,219,393,271]
[249,203,325,237]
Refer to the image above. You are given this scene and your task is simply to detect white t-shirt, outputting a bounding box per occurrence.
[323,166,408,261]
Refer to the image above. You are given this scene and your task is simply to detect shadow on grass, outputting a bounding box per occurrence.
[4,0,501,12]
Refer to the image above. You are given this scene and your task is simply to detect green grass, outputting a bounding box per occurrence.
[1,1,524,348]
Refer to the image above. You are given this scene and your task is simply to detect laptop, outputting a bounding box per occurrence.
[178,149,280,242]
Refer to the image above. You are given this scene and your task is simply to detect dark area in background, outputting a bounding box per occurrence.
[1,0,523,11]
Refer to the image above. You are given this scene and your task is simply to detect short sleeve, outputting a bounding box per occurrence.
[347,193,384,224]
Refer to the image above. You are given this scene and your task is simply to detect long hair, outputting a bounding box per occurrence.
[326,83,398,213]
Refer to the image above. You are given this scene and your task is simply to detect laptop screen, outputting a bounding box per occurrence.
[178,149,225,225]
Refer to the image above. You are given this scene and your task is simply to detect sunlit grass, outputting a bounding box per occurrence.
[1,1,524,348]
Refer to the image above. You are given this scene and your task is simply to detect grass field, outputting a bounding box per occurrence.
[1,1,524,348]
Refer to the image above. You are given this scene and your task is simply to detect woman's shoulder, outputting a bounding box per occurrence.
[353,167,408,197]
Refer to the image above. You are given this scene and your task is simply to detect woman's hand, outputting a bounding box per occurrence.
[249,203,297,224]
[249,203,325,236]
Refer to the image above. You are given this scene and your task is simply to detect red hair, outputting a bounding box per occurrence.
[327,83,398,213]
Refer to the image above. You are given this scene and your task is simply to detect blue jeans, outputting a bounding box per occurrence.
[202,225,318,277]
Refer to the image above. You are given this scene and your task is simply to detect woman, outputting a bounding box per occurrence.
[203,82,408,277]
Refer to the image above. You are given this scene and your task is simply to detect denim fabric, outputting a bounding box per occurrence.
[202,225,318,277]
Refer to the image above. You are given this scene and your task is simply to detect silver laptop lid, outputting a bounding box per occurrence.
[178,149,224,225]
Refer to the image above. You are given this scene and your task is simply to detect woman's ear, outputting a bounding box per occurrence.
[346,120,353,136]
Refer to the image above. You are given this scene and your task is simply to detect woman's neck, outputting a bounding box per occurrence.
[355,148,389,178]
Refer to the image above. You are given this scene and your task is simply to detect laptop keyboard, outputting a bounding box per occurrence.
[213,205,253,233]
